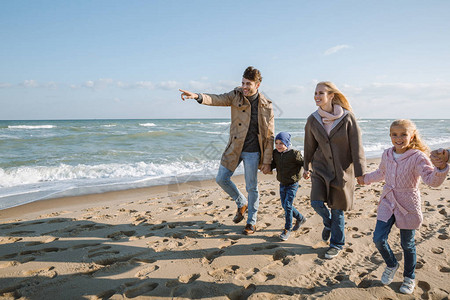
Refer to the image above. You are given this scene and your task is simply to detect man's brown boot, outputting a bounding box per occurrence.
[233,204,248,223]
[243,223,256,235]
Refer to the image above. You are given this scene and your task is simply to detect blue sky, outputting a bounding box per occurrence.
[1,1,449,120]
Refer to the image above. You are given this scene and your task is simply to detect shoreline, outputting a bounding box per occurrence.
[0,176,240,220]
[0,156,441,220]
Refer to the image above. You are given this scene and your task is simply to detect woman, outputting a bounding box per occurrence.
[303,81,366,259]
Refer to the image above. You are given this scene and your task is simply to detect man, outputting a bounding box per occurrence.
[180,66,274,235]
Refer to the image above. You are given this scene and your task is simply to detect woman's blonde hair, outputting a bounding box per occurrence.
[317,81,352,111]
[390,119,430,154]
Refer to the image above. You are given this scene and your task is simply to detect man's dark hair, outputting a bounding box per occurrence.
[243,66,262,84]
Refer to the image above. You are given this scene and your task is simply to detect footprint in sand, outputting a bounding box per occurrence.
[416,258,426,269]
[219,239,238,249]
[272,249,295,265]
[20,247,64,256]
[235,267,260,281]
[431,247,444,254]
[334,274,347,282]
[167,274,203,298]
[22,266,57,278]
[209,265,240,281]
[88,250,120,258]
[106,230,136,240]
[135,265,160,278]
[124,282,158,298]
[178,273,201,284]
[438,265,450,273]
[201,250,224,264]
[438,234,449,240]
[228,284,256,300]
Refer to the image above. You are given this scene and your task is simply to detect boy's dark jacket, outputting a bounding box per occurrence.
[271,148,304,185]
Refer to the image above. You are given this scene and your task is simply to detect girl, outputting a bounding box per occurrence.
[303,81,366,259]
[362,119,448,294]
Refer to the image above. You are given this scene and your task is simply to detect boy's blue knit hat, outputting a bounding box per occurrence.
[275,132,291,147]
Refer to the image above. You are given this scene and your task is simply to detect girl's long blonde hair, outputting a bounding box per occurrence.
[390,119,430,154]
[317,81,352,111]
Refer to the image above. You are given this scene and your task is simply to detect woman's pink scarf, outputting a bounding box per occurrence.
[318,104,344,135]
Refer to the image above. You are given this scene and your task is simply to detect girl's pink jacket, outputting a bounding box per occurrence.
[364,147,449,229]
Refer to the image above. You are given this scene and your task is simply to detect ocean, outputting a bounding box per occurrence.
[1,118,449,210]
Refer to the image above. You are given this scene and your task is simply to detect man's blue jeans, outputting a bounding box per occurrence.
[373,214,416,279]
[215,152,260,225]
[311,200,345,249]
[280,182,304,230]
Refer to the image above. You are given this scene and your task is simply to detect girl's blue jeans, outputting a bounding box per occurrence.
[280,182,304,230]
[373,214,416,279]
[215,152,260,225]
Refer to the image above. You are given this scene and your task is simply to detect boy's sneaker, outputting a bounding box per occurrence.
[292,217,306,231]
[381,263,399,285]
[399,277,415,294]
[322,227,331,242]
[324,247,341,259]
[279,229,291,241]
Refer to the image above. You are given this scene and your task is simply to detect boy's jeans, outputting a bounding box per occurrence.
[215,152,260,225]
[280,182,304,230]
[373,214,416,279]
[311,200,345,249]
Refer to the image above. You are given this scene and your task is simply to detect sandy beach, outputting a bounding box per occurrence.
[0,158,449,299]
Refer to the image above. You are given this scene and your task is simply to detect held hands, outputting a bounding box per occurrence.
[430,148,449,170]
[179,89,198,101]
[303,170,311,180]
[260,164,271,175]
[356,175,365,185]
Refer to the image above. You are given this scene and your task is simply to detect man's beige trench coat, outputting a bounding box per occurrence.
[304,110,366,211]
[200,87,274,172]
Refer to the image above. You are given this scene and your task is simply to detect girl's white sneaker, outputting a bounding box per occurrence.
[381,263,399,285]
[399,276,415,294]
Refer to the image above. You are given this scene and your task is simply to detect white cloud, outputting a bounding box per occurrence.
[156,81,179,90]
[21,80,39,88]
[188,80,213,92]
[324,44,350,56]
[17,80,58,89]
[133,81,154,89]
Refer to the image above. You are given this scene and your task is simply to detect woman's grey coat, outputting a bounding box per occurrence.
[303,110,366,211]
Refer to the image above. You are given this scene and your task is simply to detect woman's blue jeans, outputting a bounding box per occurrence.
[373,214,416,279]
[280,182,304,230]
[311,200,345,249]
[215,152,260,225]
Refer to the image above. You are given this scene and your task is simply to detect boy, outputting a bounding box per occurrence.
[271,132,306,241]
